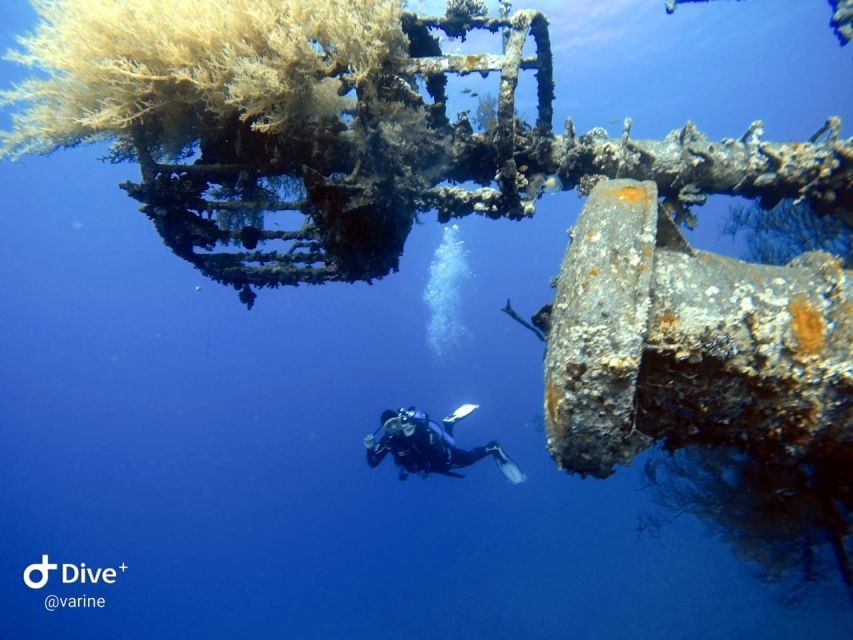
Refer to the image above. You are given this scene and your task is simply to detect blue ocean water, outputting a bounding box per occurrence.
[0,1,851,638]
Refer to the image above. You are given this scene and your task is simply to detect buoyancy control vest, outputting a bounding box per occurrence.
[384,408,452,475]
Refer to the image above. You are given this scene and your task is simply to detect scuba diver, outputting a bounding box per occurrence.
[363,404,526,484]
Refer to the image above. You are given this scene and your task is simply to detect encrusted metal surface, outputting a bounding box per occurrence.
[543,180,658,477]
[638,243,852,460]
[830,0,853,45]
[544,178,852,478]
[116,9,852,307]
[665,1,852,46]
[550,118,853,226]
[121,9,555,305]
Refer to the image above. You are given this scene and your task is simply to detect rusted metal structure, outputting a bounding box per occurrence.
[829,0,853,45]
[665,1,853,46]
[83,3,853,596]
[543,178,851,479]
[121,7,556,307]
[120,7,853,308]
[541,177,851,599]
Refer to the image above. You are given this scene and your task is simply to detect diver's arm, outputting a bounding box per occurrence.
[366,434,390,468]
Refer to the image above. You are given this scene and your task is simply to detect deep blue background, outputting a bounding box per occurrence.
[1,1,851,638]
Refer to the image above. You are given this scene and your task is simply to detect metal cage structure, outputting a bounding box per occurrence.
[119,7,852,309]
[121,9,555,307]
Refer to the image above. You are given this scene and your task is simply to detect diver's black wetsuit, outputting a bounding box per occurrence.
[367,416,493,480]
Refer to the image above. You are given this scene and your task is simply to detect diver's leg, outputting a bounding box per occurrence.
[448,444,493,469]
[442,419,455,438]
[484,441,509,463]
[448,442,525,483]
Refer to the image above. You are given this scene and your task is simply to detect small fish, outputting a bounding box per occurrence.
[542,174,563,194]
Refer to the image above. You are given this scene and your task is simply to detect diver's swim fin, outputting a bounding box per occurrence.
[491,444,527,485]
[444,403,480,425]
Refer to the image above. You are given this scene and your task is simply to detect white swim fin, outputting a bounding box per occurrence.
[491,444,527,485]
[443,403,480,425]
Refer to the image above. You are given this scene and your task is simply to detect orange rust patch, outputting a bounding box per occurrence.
[837,302,853,334]
[545,379,561,434]
[658,311,679,333]
[788,295,824,353]
[589,267,599,277]
[826,256,843,278]
[618,185,645,202]
[599,184,649,205]
[642,246,653,258]
[464,54,483,68]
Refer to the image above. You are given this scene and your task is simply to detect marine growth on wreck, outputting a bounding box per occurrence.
[1,1,850,306]
[1,0,851,600]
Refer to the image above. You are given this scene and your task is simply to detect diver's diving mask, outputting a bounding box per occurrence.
[383,417,416,437]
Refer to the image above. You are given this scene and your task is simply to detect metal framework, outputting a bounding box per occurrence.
[543,179,851,479]
[665,1,852,45]
[120,9,852,308]
[121,9,555,307]
[541,177,852,599]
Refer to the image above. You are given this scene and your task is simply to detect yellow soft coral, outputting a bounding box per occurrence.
[0,0,408,159]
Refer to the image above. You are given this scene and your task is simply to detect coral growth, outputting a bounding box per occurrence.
[723,199,852,269]
[641,445,853,605]
[445,0,488,19]
[0,0,408,159]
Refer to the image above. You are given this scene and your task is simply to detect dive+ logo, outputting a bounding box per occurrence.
[23,555,127,589]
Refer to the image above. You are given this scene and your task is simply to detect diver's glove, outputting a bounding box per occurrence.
[363,434,375,450]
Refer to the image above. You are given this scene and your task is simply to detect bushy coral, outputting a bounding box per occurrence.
[0,0,409,159]
[445,0,488,19]
[723,199,852,268]
[640,445,853,605]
